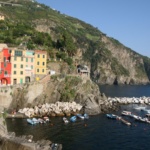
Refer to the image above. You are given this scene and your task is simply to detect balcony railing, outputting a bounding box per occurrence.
[4,74,11,77]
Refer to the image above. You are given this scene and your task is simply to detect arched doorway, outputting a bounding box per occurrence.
[25,76,30,83]
[1,78,8,85]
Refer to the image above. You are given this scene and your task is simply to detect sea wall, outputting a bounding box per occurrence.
[108,96,150,105]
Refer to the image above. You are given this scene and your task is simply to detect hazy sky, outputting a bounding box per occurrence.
[37,0,150,57]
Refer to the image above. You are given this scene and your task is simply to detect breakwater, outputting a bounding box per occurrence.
[17,101,82,118]
[108,96,150,105]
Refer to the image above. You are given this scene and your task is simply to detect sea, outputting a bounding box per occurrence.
[6,85,150,150]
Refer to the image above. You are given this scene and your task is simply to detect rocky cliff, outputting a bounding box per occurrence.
[0,75,116,115]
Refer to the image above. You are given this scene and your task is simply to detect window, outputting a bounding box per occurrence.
[20,71,23,75]
[15,50,22,56]
[38,54,40,58]
[14,64,16,68]
[42,69,45,73]
[43,55,45,58]
[37,62,39,65]
[42,62,45,66]
[14,57,17,61]
[26,65,28,67]
[4,71,7,75]
[3,57,6,62]
[20,64,23,68]
[14,71,16,74]
[37,69,39,72]
[31,58,33,62]
[21,57,23,61]
[26,58,28,62]
[31,65,33,69]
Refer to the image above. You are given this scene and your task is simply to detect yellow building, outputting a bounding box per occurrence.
[11,49,26,84]
[34,50,47,80]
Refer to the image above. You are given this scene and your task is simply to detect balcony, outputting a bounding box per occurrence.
[4,74,11,77]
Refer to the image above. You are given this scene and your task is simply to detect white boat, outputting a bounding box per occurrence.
[134,106,146,110]
[32,118,39,123]
[121,111,132,116]
[43,116,50,122]
[63,117,69,123]
[38,118,46,124]
[76,114,85,120]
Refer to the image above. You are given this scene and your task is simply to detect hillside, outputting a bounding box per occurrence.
[0,0,150,85]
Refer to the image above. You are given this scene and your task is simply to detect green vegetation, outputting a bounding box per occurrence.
[60,76,82,102]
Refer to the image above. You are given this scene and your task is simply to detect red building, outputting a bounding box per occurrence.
[0,48,11,85]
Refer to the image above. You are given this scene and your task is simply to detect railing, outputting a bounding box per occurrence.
[4,74,11,77]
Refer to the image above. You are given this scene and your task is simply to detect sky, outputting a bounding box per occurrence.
[37,0,150,57]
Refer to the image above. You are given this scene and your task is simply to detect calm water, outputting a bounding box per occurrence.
[6,85,150,150]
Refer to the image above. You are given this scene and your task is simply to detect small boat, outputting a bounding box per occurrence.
[43,116,50,122]
[121,111,132,116]
[106,114,118,119]
[120,118,131,126]
[76,114,84,120]
[63,117,69,123]
[27,119,36,125]
[84,113,89,119]
[130,114,139,119]
[38,118,46,124]
[134,106,146,110]
[70,116,77,122]
[32,118,39,123]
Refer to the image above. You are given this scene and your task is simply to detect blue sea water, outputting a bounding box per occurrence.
[6,85,150,150]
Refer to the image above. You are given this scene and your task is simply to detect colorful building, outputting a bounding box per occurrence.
[0,46,47,85]
[34,50,47,80]
[11,49,26,84]
[0,48,11,85]
[25,50,35,82]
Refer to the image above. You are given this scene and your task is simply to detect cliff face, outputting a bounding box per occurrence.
[0,75,115,115]
[92,36,149,85]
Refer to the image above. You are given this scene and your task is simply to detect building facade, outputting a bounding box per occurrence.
[25,50,35,82]
[11,49,26,84]
[0,48,11,85]
[34,50,47,80]
[0,46,47,85]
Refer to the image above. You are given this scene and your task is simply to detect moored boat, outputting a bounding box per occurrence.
[120,118,131,126]
[43,116,50,122]
[134,106,146,110]
[27,119,36,125]
[106,114,118,119]
[38,118,46,124]
[70,116,77,122]
[76,114,84,120]
[84,113,89,119]
[32,118,39,123]
[121,111,132,116]
[63,117,69,123]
